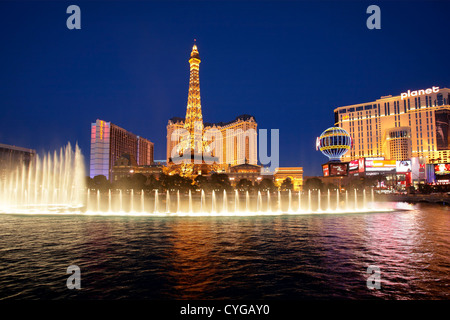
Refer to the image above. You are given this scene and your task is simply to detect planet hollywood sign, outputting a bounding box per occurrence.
[400,86,440,100]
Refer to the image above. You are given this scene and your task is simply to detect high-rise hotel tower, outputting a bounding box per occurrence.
[90,119,154,180]
[167,44,257,169]
[334,86,450,164]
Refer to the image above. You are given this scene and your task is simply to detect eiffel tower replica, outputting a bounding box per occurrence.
[167,42,219,177]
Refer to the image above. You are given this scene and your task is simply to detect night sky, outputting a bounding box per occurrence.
[0,1,449,176]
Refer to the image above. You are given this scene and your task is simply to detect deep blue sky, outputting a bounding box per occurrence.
[0,1,449,176]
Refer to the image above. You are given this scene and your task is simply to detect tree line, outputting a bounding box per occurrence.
[86,173,405,194]
[86,173,295,193]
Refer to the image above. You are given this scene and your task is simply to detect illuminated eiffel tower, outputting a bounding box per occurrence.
[171,42,217,177]
[183,42,204,154]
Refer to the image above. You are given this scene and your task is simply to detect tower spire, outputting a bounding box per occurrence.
[183,42,203,153]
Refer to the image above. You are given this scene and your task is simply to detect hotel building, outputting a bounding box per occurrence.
[334,86,450,164]
[90,119,154,180]
[167,115,258,168]
[227,162,267,188]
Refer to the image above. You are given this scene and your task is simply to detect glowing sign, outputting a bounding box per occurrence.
[329,163,348,176]
[358,158,365,173]
[435,164,450,175]
[349,160,358,171]
[365,159,396,172]
[396,160,412,173]
[405,172,412,186]
[100,121,103,140]
[322,164,329,177]
[401,86,439,100]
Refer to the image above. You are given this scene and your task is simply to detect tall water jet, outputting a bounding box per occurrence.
[87,189,91,211]
[41,155,47,207]
[188,189,193,213]
[257,191,262,212]
[308,189,311,212]
[246,191,250,213]
[267,190,271,213]
[278,190,282,212]
[371,188,375,209]
[119,189,123,212]
[288,189,292,212]
[327,189,331,212]
[317,189,321,212]
[212,190,217,214]
[177,190,180,213]
[235,190,239,213]
[141,190,145,213]
[346,190,349,211]
[201,190,206,212]
[354,189,358,211]
[154,190,159,213]
[108,189,112,212]
[298,191,302,212]
[363,189,366,209]
[223,190,228,213]
[130,189,134,212]
[336,189,339,211]
[166,190,170,213]
[97,189,101,212]
[24,190,28,208]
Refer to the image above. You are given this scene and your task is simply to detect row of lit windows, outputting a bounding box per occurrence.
[337,93,449,116]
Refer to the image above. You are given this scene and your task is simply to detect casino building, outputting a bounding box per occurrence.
[330,86,450,187]
[167,115,258,168]
[334,86,450,164]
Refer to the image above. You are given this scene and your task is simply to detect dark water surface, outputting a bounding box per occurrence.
[0,203,449,300]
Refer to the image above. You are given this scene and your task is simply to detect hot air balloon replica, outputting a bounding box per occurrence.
[316,127,352,177]
[316,127,352,161]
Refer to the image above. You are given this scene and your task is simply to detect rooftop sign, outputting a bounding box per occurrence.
[401,86,439,100]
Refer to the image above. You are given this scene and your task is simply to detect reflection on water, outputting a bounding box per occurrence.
[0,203,448,299]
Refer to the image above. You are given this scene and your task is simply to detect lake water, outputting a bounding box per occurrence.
[0,203,449,300]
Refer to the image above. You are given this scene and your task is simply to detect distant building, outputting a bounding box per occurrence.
[273,167,303,191]
[90,119,154,180]
[0,143,36,181]
[227,163,267,187]
[111,154,163,182]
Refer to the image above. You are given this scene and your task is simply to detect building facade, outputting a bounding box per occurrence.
[90,119,154,180]
[227,163,267,188]
[167,115,258,167]
[334,86,450,164]
[111,154,163,182]
[166,44,257,173]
